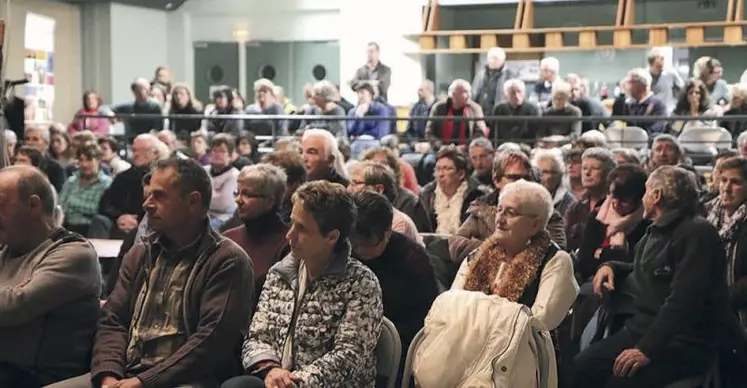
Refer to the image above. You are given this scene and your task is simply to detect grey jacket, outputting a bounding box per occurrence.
[472,65,517,114]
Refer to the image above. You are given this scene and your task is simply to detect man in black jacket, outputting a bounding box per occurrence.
[88,134,157,239]
[23,126,66,192]
[574,165,730,387]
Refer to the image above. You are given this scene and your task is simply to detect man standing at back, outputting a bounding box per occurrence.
[50,158,254,388]
[0,166,101,387]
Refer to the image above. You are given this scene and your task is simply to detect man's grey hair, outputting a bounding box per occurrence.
[448,79,472,97]
[487,47,507,62]
[420,79,435,94]
[627,68,652,89]
[652,134,683,158]
[253,78,275,93]
[312,80,337,103]
[503,79,526,95]
[540,57,560,73]
[4,129,17,143]
[469,137,494,152]
[499,180,553,229]
[611,148,642,165]
[579,130,608,148]
[582,147,617,179]
[647,165,699,214]
[238,163,287,208]
[25,125,50,144]
[302,129,348,179]
[532,148,565,174]
[737,131,747,148]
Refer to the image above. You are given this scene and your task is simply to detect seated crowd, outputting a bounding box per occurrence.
[1,43,747,388]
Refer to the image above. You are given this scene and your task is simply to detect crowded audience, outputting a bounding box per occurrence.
[3,41,747,388]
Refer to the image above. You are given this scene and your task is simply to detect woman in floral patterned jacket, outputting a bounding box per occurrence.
[222,181,384,388]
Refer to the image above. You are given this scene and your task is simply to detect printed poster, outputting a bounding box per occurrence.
[24,13,55,123]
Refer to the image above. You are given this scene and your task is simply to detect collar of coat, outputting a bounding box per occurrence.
[273,239,352,285]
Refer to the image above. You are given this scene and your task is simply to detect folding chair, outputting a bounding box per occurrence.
[678,127,732,166]
[376,317,403,388]
[604,126,649,149]
[400,328,426,388]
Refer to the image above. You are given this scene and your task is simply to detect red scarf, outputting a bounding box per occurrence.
[442,105,468,145]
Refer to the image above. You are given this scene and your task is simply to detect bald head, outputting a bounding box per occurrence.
[0,165,55,216]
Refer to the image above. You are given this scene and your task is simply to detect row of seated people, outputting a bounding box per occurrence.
[2,119,747,387]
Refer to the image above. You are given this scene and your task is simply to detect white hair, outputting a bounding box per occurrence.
[579,130,608,147]
[4,129,17,143]
[253,78,276,93]
[25,125,50,144]
[487,47,506,62]
[302,128,348,179]
[540,57,560,73]
[503,79,526,95]
[134,133,158,149]
[499,180,554,229]
[448,79,472,97]
[738,131,747,147]
[532,148,565,174]
[627,68,652,89]
[497,142,522,153]
[154,140,170,160]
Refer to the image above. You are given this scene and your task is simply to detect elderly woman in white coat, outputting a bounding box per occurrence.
[452,180,578,330]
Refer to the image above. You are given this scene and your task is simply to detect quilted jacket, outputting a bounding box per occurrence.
[241,242,383,387]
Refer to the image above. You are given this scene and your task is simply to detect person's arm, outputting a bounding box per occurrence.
[0,241,100,326]
[379,65,392,98]
[373,105,390,139]
[58,177,73,212]
[635,223,724,359]
[401,247,439,344]
[531,251,579,330]
[291,269,383,388]
[135,247,254,387]
[209,169,239,215]
[649,100,669,134]
[98,176,125,221]
[346,110,361,137]
[242,271,284,370]
[91,245,143,383]
[570,108,583,138]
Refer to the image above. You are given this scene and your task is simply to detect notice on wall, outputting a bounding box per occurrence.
[24,13,56,123]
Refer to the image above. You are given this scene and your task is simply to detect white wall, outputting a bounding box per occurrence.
[166,0,426,106]
[109,3,169,103]
[3,0,81,122]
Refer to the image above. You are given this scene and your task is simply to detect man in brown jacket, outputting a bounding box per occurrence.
[49,158,254,388]
[0,166,101,387]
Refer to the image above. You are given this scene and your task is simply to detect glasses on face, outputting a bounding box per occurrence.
[504,173,532,182]
[496,205,531,219]
[233,190,265,200]
[435,166,456,173]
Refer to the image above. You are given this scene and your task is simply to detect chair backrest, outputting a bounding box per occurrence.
[678,127,733,152]
[376,316,402,388]
[400,328,426,388]
[604,126,649,149]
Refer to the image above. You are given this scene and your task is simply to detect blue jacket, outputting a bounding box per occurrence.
[347,101,391,139]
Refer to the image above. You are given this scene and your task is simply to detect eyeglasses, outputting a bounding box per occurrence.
[503,174,532,181]
[233,190,266,199]
[496,206,532,219]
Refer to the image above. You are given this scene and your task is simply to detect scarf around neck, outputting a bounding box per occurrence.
[596,197,644,247]
[706,198,747,286]
[463,230,551,302]
[434,181,468,235]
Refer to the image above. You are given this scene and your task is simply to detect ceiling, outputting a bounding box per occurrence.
[57,0,189,11]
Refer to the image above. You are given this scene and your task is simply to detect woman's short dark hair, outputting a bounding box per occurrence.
[97,137,120,154]
[351,191,393,243]
[608,164,648,204]
[16,146,43,167]
[211,133,236,154]
[717,156,747,182]
[261,150,307,186]
[82,91,103,111]
[76,142,103,160]
[292,181,357,250]
[436,145,468,173]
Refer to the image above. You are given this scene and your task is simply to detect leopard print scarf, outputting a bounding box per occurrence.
[463,230,551,302]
